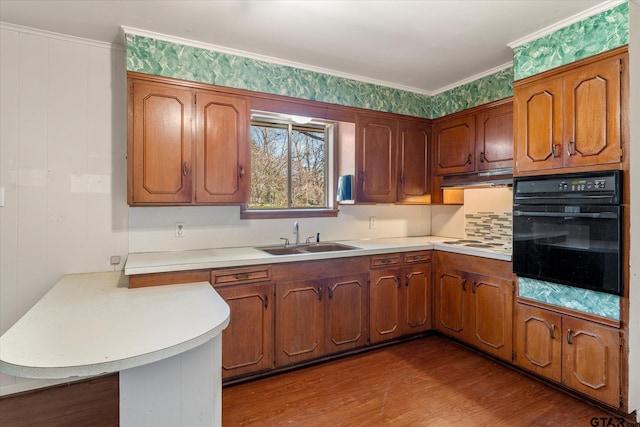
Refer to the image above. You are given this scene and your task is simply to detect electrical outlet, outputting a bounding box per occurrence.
[369,216,376,229]
[110,255,121,266]
[175,222,185,237]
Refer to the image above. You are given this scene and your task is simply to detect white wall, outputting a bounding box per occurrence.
[129,204,430,253]
[627,0,639,420]
[0,25,129,395]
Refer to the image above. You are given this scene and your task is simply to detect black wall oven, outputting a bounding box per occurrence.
[513,171,622,296]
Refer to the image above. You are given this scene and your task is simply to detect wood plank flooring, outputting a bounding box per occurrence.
[223,335,620,426]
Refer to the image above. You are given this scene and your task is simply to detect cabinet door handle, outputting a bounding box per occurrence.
[405,274,410,287]
[472,281,477,294]
[318,287,323,300]
[461,278,467,291]
[328,287,334,300]
[238,165,245,178]
[396,276,401,288]
[566,328,573,344]
[549,324,556,339]
[466,154,472,165]
[567,141,575,156]
[264,294,269,309]
[183,161,188,176]
[552,144,561,158]
[479,151,485,163]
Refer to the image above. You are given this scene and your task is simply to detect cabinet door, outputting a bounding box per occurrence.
[434,268,469,342]
[469,274,512,361]
[195,91,249,203]
[562,317,621,407]
[215,284,274,380]
[397,121,430,203]
[563,57,622,169]
[129,80,193,204]
[325,274,368,354]
[433,114,475,175]
[475,101,513,172]
[514,77,563,172]
[275,280,324,366]
[356,115,397,203]
[514,303,562,383]
[369,269,402,344]
[402,263,431,335]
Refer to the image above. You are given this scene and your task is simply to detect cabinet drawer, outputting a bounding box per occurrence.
[211,265,272,286]
[128,269,211,288]
[404,251,431,264]
[370,254,402,269]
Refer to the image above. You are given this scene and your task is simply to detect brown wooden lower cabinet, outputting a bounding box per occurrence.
[514,301,621,407]
[369,252,432,344]
[215,282,275,380]
[434,251,513,361]
[275,273,369,367]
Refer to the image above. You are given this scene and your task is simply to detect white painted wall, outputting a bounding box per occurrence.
[0,25,129,395]
[128,204,430,253]
[627,0,639,420]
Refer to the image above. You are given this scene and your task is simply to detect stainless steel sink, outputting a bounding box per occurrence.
[301,243,357,253]
[258,242,358,256]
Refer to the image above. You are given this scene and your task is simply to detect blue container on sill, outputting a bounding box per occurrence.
[337,175,353,202]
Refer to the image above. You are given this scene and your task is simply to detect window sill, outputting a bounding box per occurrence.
[240,207,339,220]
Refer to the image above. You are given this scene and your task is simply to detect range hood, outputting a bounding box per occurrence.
[440,168,513,189]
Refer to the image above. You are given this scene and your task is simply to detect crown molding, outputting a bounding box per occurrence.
[431,61,513,96]
[508,0,627,49]
[0,21,122,50]
[121,26,434,96]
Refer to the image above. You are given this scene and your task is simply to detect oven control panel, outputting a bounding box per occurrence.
[514,170,620,204]
[557,177,608,192]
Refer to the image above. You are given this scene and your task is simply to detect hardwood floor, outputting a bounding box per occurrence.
[223,335,619,426]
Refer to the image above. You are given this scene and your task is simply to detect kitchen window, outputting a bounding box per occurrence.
[241,113,338,219]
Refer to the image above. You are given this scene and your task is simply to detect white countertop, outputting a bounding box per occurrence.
[0,272,230,379]
[125,236,512,275]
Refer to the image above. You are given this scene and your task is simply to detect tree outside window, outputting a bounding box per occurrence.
[249,118,329,210]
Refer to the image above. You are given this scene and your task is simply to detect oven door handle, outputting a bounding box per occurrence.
[513,211,618,219]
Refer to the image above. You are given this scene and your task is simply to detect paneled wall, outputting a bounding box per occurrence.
[0,25,129,395]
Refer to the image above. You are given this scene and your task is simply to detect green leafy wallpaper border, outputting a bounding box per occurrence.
[513,2,628,81]
[126,2,627,120]
[126,34,432,119]
[431,67,513,118]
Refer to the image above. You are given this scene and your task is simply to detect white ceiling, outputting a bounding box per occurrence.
[0,0,615,94]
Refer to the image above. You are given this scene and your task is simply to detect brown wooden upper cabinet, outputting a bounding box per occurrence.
[514,48,626,174]
[356,114,430,204]
[128,79,194,204]
[127,74,250,205]
[433,99,513,176]
[195,91,249,204]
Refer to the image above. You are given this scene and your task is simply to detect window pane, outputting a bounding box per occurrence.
[291,127,326,208]
[249,124,288,208]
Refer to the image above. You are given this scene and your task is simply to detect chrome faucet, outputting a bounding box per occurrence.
[293,221,300,245]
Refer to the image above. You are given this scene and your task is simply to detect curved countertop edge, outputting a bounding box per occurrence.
[124,236,512,276]
[0,326,227,380]
[0,273,230,380]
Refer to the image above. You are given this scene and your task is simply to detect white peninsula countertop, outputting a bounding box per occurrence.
[125,236,512,276]
[0,271,230,379]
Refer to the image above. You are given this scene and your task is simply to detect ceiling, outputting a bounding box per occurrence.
[0,0,613,94]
